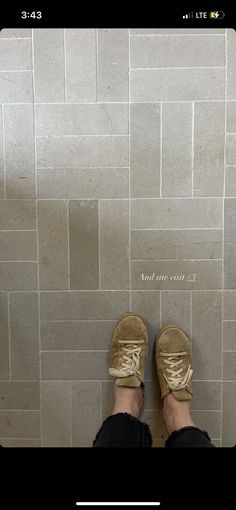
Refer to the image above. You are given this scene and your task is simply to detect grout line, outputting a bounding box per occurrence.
[0,230,36,232]
[100,381,103,426]
[160,291,162,328]
[2,104,6,198]
[98,200,101,290]
[40,349,109,353]
[3,100,236,106]
[130,34,226,38]
[0,70,32,73]
[67,201,70,290]
[220,30,227,448]
[36,134,129,138]
[95,29,99,103]
[0,37,33,40]
[192,102,195,197]
[40,319,117,323]
[7,292,11,380]
[223,319,236,321]
[70,381,72,447]
[223,349,236,352]
[131,228,223,231]
[0,260,38,263]
[128,28,131,312]
[190,290,193,340]
[32,28,42,446]
[64,29,67,103]
[160,102,162,197]
[0,409,41,412]
[131,66,226,70]
[131,258,222,261]
[4,288,225,293]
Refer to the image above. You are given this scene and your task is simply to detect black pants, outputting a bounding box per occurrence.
[93,412,215,447]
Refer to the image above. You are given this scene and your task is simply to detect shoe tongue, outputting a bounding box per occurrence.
[115,375,141,388]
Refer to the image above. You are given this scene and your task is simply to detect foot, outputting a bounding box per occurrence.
[112,386,144,419]
[155,325,194,433]
[155,325,193,401]
[109,313,148,418]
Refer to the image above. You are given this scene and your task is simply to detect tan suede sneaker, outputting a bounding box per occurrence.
[155,325,193,401]
[109,313,148,388]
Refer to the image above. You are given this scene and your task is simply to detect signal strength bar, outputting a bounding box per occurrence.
[183,12,194,19]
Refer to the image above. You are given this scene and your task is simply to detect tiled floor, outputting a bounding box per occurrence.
[0,28,235,447]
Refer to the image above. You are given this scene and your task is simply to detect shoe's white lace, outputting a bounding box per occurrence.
[160,351,193,390]
[109,339,144,378]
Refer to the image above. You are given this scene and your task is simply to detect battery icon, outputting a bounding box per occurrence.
[210,11,225,19]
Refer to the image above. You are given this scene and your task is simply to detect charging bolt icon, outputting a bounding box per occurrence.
[210,11,225,19]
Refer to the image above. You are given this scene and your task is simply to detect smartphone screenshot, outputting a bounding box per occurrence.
[0,4,235,509]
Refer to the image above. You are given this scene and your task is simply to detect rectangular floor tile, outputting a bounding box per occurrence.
[0,39,31,70]
[162,103,192,197]
[131,35,224,68]
[0,200,36,230]
[38,200,68,290]
[161,291,191,338]
[41,381,71,447]
[194,102,225,196]
[0,410,40,438]
[222,382,236,446]
[0,262,37,290]
[131,229,222,260]
[41,351,110,380]
[100,200,129,289]
[224,198,236,288]
[223,321,236,350]
[132,261,221,290]
[223,352,236,379]
[72,381,100,446]
[227,29,236,100]
[226,134,236,165]
[191,410,221,439]
[37,168,129,199]
[131,290,160,379]
[0,293,9,380]
[40,291,129,321]
[0,231,37,261]
[4,104,35,198]
[37,136,128,168]
[97,29,128,102]
[192,291,222,379]
[224,291,236,319]
[36,104,128,136]
[66,29,96,102]
[0,382,39,409]
[131,199,222,229]
[0,106,4,198]
[227,101,236,132]
[131,68,225,102]
[34,29,65,102]
[69,200,99,289]
[41,321,116,350]
[9,293,39,380]
[0,71,33,102]
[225,166,236,196]
[130,103,160,197]
[192,381,221,410]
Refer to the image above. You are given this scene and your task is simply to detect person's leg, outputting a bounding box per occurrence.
[93,313,152,448]
[155,325,215,447]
